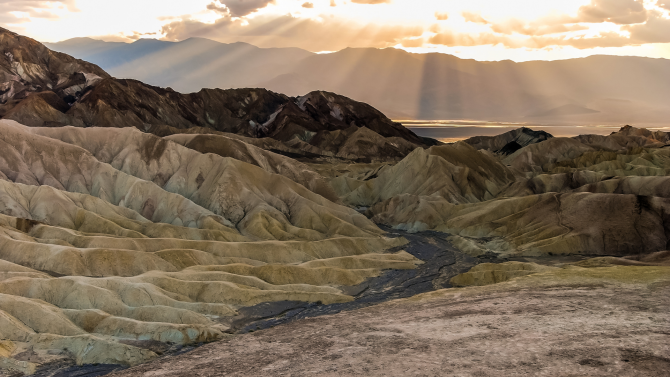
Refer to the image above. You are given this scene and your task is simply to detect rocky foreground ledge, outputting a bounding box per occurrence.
[106,263,670,377]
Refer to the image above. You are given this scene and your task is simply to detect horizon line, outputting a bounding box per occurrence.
[43,35,670,63]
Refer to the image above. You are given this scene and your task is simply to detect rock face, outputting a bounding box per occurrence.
[66,82,427,160]
[261,91,427,144]
[0,27,108,113]
[69,79,289,134]
[464,127,553,155]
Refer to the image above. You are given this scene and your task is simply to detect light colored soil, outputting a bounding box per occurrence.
[109,282,670,377]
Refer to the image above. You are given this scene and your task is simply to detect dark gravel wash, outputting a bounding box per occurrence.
[229,226,495,333]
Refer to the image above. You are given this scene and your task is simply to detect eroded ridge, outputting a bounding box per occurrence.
[0,120,419,371]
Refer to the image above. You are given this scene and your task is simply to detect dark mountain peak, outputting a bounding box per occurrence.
[613,124,670,143]
[464,127,554,154]
[260,90,425,144]
[68,78,290,133]
[518,127,553,138]
[0,27,110,108]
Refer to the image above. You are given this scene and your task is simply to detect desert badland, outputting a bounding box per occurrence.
[0,22,668,377]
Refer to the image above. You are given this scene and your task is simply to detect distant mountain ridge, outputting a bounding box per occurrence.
[45,37,313,94]
[46,37,670,126]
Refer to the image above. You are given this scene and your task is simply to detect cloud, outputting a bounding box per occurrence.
[125,30,159,40]
[435,12,448,21]
[625,11,670,42]
[428,31,508,47]
[427,20,643,50]
[161,13,423,51]
[534,32,630,49]
[207,0,275,18]
[657,0,670,10]
[401,37,424,47]
[425,0,661,50]
[0,0,78,23]
[427,30,626,49]
[577,0,648,24]
[462,12,488,24]
[302,2,313,8]
[490,17,588,36]
[426,2,657,51]
[160,0,667,53]
[0,0,79,12]
[426,26,670,50]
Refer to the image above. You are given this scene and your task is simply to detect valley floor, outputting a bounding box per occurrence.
[108,273,669,377]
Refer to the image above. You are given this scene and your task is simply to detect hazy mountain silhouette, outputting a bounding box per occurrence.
[45,37,313,92]
[47,38,670,125]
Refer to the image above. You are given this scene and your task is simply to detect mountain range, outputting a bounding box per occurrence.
[46,37,670,125]
[2,28,433,163]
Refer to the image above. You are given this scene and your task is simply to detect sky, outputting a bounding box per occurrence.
[1,0,670,61]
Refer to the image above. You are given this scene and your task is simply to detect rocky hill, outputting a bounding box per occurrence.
[1,27,431,162]
[0,28,108,114]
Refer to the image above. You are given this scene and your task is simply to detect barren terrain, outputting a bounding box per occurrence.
[109,268,670,377]
[1,26,669,377]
